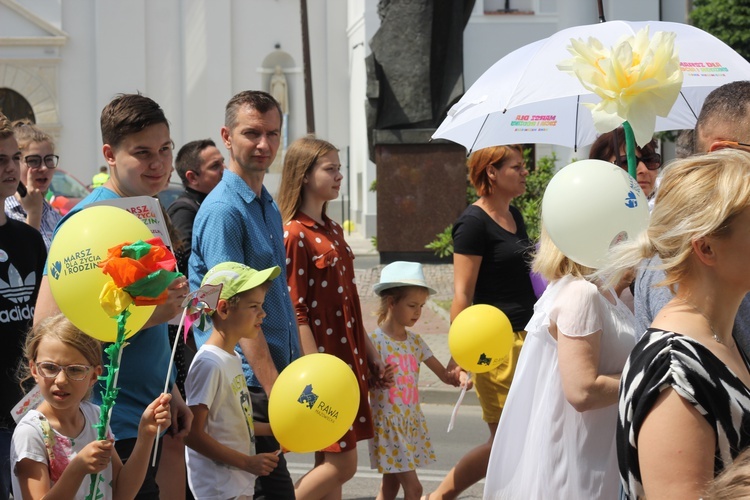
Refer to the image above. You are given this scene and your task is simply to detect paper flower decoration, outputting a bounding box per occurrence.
[98,238,181,317]
[557,26,683,147]
[86,237,181,500]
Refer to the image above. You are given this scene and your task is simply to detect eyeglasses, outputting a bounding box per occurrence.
[611,130,661,171]
[24,154,59,169]
[35,361,92,381]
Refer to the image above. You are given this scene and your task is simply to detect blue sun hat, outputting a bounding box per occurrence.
[373,261,437,296]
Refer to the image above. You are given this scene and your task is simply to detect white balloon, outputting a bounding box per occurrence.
[542,159,649,269]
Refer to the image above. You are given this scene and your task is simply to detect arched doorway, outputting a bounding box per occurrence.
[0,88,35,122]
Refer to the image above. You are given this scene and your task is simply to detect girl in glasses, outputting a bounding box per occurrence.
[4,120,62,249]
[589,127,662,208]
[11,314,172,500]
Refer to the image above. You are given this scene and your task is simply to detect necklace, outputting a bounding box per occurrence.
[676,297,733,347]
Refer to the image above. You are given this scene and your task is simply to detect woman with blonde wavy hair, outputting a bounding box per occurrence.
[601,148,750,499]
[277,136,391,500]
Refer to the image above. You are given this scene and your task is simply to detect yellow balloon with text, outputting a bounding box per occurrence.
[269,353,360,453]
[47,206,155,342]
[449,304,513,373]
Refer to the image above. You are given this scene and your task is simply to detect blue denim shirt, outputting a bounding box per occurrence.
[189,170,300,388]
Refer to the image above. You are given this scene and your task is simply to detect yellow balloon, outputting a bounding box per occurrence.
[449,304,513,373]
[342,220,355,232]
[47,206,155,342]
[269,353,360,453]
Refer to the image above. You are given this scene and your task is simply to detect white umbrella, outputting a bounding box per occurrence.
[434,20,750,153]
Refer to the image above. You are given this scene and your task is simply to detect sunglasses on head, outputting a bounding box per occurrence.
[611,130,661,171]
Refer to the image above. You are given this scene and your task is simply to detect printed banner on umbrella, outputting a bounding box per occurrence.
[434,20,750,153]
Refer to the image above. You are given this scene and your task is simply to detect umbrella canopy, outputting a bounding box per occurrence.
[434,20,750,153]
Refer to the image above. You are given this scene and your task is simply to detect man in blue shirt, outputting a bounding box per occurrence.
[189,90,300,499]
[34,94,192,499]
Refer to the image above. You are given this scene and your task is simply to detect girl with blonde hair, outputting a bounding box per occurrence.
[11,314,172,499]
[369,262,469,500]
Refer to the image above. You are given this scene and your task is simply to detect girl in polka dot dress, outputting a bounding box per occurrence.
[369,262,471,500]
[277,136,393,499]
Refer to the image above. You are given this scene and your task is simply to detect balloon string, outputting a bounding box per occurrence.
[151,308,187,466]
[86,310,129,500]
[447,372,471,433]
[623,121,637,179]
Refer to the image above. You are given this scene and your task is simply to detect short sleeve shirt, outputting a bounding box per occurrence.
[185,345,256,499]
[11,402,114,500]
[452,204,536,331]
[618,330,750,498]
[0,219,46,428]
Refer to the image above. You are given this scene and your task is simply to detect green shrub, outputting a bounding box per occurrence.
[425,225,454,258]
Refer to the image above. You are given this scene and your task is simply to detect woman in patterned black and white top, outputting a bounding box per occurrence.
[601,149,750,499]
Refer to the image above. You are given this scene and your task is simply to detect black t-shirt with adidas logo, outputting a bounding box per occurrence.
[0,219,46,428]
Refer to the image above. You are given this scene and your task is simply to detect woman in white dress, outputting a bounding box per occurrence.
[483,229,636,500]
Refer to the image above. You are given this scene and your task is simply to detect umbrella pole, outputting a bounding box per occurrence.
[597,0,606,22]
[622,121,637,179]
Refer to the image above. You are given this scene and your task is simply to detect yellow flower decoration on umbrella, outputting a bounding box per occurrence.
[557,26,683,147]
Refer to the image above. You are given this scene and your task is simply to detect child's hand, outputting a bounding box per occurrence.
[369,362,395,390]
[243,452,280,476]
[382,362,395,388]
[459,370,473,390]
[71,439,114,475]
[139,393,172,438]
[445,360,462,386]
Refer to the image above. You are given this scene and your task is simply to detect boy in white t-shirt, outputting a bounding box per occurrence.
[184,262,280,500]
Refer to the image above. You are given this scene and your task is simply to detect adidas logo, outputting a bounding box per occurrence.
[0,264,37,304]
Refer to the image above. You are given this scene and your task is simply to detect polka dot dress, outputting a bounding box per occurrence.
[283,212,374,451]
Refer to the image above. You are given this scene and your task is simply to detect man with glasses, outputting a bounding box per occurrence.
[634,81,750,357]
[3,121,62,249]
[0,112,46,500]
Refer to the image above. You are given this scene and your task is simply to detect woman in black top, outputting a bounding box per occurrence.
[427,144,536,499]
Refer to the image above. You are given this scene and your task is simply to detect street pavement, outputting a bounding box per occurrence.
[346,230,479,406]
